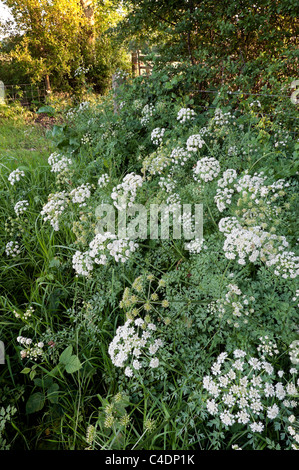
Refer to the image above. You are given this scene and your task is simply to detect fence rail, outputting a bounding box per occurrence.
[130,51,298,101]
[132,51,153,77]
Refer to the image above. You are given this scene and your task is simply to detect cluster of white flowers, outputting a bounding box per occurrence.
[48,152,72,174]
[72,250,94,276]
[158,176,176,193]
[210,283,255,328]
[108,317,163,377]
[41,191,69,231]
[219,216,288,266]
[70,183,91,207]
[220,216,298,278]
[228,145,238,156]
[142,148,170,176]
[170,147,191,166]
[98,173,110,188]
[289,341,299,365]
[215,170,289,216]
[89,233,119,264]
[74,65,89,77]
[14,305,34,320]
[214,169,238,212]
[132,99,143,111]
[193,157,221,182]
[177,107,196,123]
[72,232,139,276]
[17,336,44,361]
[257,336,279,360]
[213,108,235,126]
[65,108,76,120]
[140,103,155,125]
[151,127,165,146]
[186,134,205,152]
[5,240,21,257]
[78,101,90,112]
[266,251,299,279]
[108,238,139,263]
[203,348,298,434]
[292,290,299,307]
[14,200,29,217]
[249,100,261,108]
[287,416,299,450]
[111,173,143,210]
[165,192,181,205]
[185,238,204,254]
[235,171,289,202]
[143,146,193,177]
[113,70,128,82]
[273,129,292,148]
[8,168,25,185]
[64,101,91,120]
[81,133,93,146]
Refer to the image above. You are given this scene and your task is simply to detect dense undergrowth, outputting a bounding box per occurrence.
[0,69,298,450]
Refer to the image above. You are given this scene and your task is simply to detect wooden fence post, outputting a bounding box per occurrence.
[132,52,138,77]
[0,81,5,104]
[112,73,126,114]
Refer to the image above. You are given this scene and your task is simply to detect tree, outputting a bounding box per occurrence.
[0,0,89,90]
[0,0,130,92]
[115,0,298,91]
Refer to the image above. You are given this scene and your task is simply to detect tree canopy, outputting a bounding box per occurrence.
[115,0,298,91]
[0,0,129,92]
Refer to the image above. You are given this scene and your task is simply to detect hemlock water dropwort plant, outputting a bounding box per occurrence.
[1,70,298,450]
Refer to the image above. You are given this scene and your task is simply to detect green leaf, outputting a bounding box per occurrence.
[59,345,73,365]
[49,258,60,268]
[69,137,80,147]
[29,370,37,380]
[47,383,59,403]
[65,355,82,374]
[37,105,55,116]
[21,368,31,374]
[26,392,45,414]
[47,365,62,377]
[51,124,65,137]
[34,376,53,389]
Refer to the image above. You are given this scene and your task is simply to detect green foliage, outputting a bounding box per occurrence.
[59,346,82,374]
[37,105,56,117]
[115,0,298,92]
[0,0,130,93]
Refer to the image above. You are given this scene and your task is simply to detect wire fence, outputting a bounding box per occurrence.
[131,51,298,99]
[2,83,47,107]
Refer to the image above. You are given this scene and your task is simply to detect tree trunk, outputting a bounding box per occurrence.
[80,0,95,46]
[45,74,51,94]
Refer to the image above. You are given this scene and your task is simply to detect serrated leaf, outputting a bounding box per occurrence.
[49,258,60,268]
